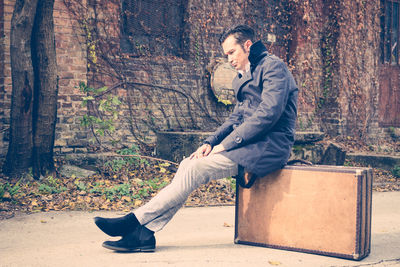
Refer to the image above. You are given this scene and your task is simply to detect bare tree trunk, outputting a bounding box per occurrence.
[5,0,58,179]
[4,0,39,177]
[32,0,58,178]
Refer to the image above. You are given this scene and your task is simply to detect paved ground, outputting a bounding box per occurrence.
[1,191,400,267]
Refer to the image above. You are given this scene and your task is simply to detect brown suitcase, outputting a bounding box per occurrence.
[235,165,372,260]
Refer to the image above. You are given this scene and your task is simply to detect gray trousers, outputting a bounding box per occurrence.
[134,153,238,232]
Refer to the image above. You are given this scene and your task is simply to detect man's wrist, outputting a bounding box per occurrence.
[203,141,212,147]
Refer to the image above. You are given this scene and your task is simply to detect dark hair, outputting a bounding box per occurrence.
[219,25,255,45]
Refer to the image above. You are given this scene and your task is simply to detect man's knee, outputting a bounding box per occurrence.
[176,157,194,174]
[176,158,210,181]
[179,157,207,170]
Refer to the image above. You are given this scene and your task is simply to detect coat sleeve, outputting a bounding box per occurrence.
[204,103,242,147]
[220,59,290,151]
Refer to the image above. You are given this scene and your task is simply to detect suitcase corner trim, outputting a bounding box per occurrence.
[234,239,369,260]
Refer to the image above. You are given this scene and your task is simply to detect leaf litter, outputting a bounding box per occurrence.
[1,153,399,220]
[0,157,236,220]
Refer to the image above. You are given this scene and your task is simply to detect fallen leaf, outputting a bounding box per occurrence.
[134,199,142,207]
[132,178,142,184]
[2,192,11,200]
[100,203,109,210]
[268,260,281,266]
[121,196,131,202]
[223,222,232,227]
[67,182,75,190]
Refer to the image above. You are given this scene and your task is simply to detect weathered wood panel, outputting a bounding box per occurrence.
[379,65,400,127]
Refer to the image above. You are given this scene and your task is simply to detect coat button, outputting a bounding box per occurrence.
[235,136,242,143]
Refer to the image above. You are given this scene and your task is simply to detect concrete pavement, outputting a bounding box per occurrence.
[1,191,400,267]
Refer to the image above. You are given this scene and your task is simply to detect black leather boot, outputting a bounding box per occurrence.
[94,213,140,237]
[102,225,156,252]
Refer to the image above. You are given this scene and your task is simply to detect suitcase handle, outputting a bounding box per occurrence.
[237,160,313,188]
[286,159,313,166]
[236,166,257,189]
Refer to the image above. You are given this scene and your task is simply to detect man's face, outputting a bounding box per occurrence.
[222,35,251,72]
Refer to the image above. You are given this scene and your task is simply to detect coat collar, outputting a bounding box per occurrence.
[248,40,268,70]
[233,40,268,100]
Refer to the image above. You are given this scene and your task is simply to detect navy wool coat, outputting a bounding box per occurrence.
[205,40,298,177]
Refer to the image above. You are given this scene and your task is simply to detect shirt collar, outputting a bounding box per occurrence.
[238,62,251,76]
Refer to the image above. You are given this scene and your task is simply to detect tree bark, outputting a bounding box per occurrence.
[32,0,58,178]
[4,0,39,176]
[5,0,58,179]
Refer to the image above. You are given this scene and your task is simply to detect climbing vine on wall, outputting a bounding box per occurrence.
[62,0,382,149]
[336,0,380,141]
[63,0,231,150]
[286,0,380,142]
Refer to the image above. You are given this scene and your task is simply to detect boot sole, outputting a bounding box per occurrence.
[102,243,155,252]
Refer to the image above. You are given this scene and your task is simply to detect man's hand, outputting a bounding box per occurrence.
[209,144,226,155]
[190,144,212,159]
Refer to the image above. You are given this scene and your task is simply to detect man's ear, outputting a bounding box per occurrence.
[244,40,252,53]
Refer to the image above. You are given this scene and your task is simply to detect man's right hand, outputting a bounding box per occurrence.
[190,144,212,159]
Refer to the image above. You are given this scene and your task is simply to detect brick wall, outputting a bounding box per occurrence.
[85,0,295,147]
[289,1,325,133]
[288,0,393,147]
[336,1,381,139]
[122,57,228,133]
[0,0,88,157]
[0,0,398,159]
[53,0,88,153]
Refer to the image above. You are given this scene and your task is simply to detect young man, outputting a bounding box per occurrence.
[94,25,298,252]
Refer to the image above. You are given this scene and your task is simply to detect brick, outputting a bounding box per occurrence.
[61,147,74,153]
[74,148,88,153]
[54,139,67,147]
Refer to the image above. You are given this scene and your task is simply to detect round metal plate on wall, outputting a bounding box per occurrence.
[210,61,237,106]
